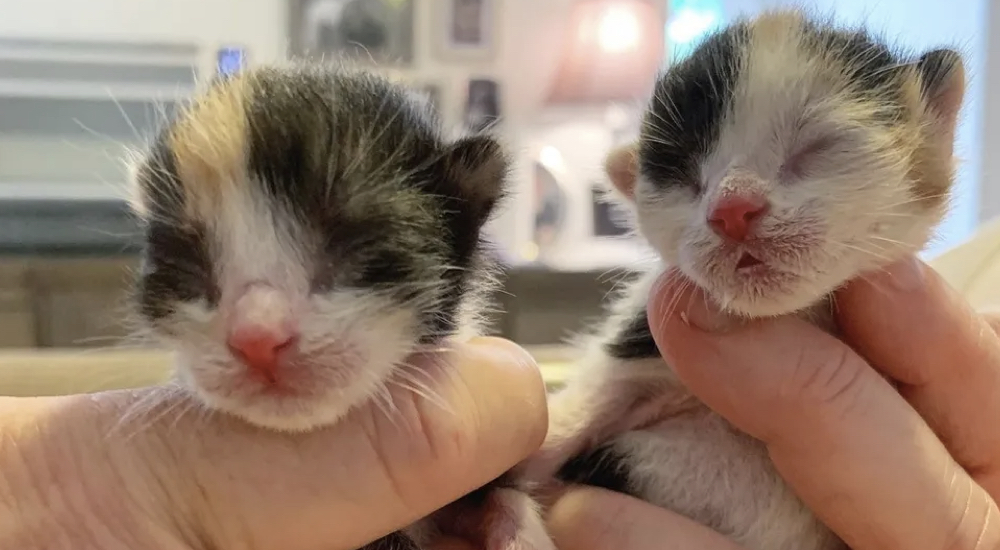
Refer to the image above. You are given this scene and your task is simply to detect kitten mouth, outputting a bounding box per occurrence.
[249,381,302,397]
[235,370,322,400]
[736,252,765,270]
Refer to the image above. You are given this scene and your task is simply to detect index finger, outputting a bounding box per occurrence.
[125,336,549,550]
[837,257,1000,494]
[647,273,1000,550]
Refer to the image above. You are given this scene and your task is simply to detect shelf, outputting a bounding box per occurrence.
[0,198,141,255]
[0,36,199,68]
[0,182,128,201]
[0,36,199,104]
[0,48,198,69]
[0,80,194,103]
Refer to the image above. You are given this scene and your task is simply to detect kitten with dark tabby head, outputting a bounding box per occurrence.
[126,64,553,550]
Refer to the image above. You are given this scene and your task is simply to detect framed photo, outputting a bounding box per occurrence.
[288,0,415,66]
[432,0,498,61]
[463,78,500,132]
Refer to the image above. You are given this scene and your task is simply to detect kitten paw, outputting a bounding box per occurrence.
[480,488,556,550]
[432,484,555,550]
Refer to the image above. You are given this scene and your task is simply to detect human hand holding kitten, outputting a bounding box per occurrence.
[545,255,1000,550]
[0,337,547,550]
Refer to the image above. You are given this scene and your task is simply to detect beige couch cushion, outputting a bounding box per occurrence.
[928,216,1000,309]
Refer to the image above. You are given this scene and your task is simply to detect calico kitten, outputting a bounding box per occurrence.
[126,63,551,550]
[518,9,964,550]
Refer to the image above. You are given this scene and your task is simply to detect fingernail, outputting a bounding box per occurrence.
[464,336,539,369]
[680,292,737,332]
[651,270,736,333]
[883,255,926,291]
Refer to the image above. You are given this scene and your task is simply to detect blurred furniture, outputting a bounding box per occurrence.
[0,198,141,348]
[0,38,196,203]
[0,198,628,349]
[0,256,137,348]
[3,213,1000,396]
[0,256,627,349]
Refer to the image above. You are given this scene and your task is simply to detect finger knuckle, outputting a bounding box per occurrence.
[779,343,868,422]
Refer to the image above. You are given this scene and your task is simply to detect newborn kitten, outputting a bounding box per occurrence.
[125,63,551,550]
[517,9,964,550]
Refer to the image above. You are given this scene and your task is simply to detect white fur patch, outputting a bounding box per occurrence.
[614,411,845,550]
[166,180,424,433]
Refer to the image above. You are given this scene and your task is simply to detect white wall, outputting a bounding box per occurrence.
[0,0,291,202]
[4,0,985,258]
[0,0,289,73]
[979,2,1000,225]
[722,0,990,256]
[0,0,588,255]
[0,0,567,147]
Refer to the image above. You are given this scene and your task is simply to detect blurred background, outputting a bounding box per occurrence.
[0,0,992,353]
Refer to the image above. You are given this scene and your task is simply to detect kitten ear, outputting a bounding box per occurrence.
[916,48,965,142]
[604,142,640,202]
[441,134,510,218]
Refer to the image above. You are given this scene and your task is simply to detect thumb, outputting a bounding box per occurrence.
[644,270,878,453]
[134,336,548,550]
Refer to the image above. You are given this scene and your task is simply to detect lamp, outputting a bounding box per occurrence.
[545,0,665,135]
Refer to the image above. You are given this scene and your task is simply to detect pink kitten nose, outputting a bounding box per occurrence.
[708,194,770,242]
[226,283,298,382]
[227,325,296,382]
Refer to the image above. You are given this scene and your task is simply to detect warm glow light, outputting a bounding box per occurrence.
[520,241,540,261]
[598,5,641,53]
[546,0,663,104]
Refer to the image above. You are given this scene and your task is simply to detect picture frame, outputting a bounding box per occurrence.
[432,0,499,62]
[287,0,415,67]
[462,78,501,132]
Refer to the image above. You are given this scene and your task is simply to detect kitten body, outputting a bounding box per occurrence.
[126,63,551,550]
[518,10,965,550]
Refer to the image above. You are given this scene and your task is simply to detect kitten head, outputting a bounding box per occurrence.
[127,65,509,431]
[608,9,965,317]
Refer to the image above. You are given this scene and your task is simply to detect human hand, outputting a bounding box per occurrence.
[546,255,1000,550]
[0,337,547,550]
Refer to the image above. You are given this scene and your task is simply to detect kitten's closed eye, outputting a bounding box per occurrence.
[141,223,217,315]
[779,135,840,180]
